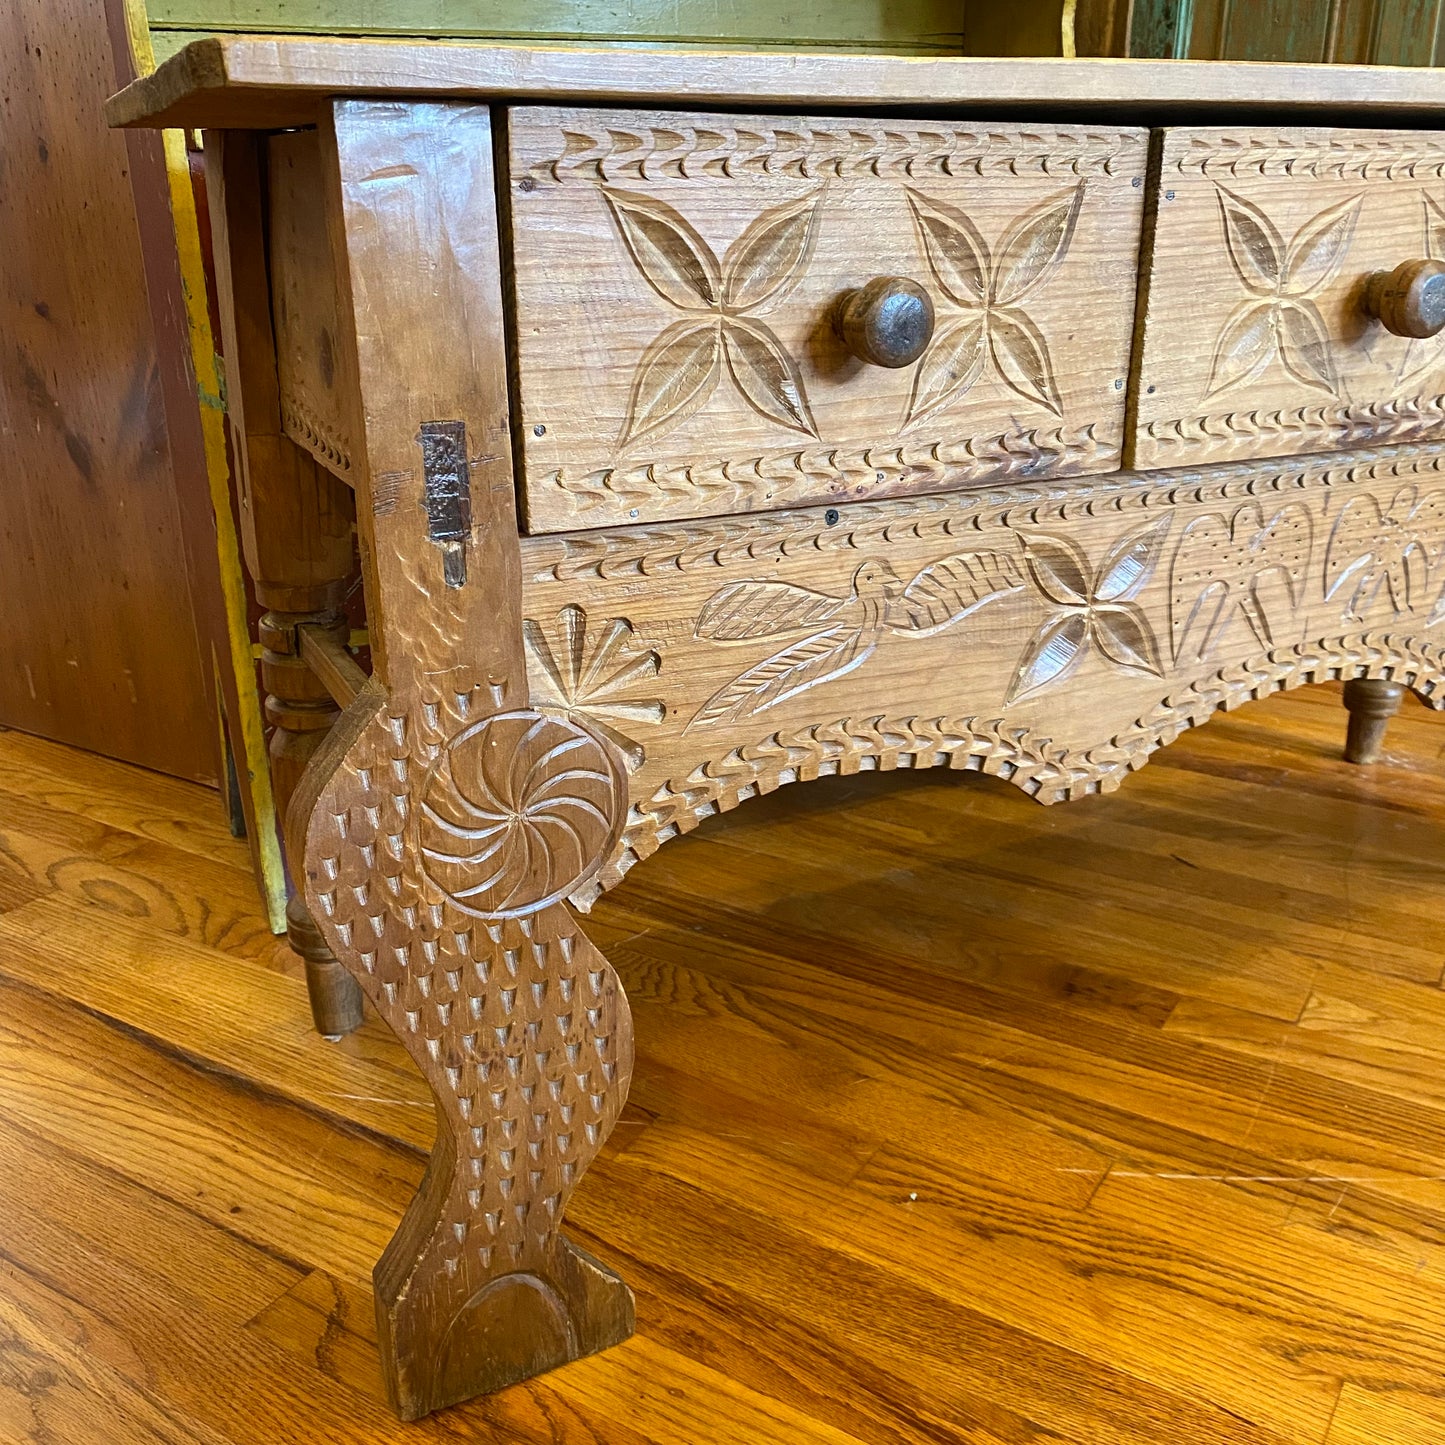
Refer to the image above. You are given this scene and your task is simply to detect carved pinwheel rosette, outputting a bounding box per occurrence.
[605,187,822,449]
[417,710,627,918]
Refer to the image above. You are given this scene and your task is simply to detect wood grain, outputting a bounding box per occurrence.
[510,107,1146,531]
[106,39,1445,132]
[7,686,1445,1440]
[1131,126,1445,468]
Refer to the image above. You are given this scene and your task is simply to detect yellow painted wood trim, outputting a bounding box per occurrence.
[161,125,289,934]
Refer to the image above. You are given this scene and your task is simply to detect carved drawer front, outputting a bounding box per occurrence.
[1132,127,1445,470]
[507,107,1148,533]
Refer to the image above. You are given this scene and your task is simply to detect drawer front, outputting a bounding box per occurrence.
[1132,127,1445,470]
[508,107,1148,532]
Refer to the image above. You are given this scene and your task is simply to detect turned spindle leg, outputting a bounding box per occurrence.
[1343,678,1406,765]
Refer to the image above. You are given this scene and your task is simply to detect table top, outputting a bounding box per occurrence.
[108,36,1445,133]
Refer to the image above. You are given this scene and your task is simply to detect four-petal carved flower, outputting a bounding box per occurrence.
[904,183,1084,426]
[1205,185,1361,401]
[524,603,664,770]
[1007,519,1170,704]
[606,188,823,450]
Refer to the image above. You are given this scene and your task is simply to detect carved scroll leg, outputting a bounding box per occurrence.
[298,695,636,1418]
[1343,677,1406,765]
[372,909,635,1419]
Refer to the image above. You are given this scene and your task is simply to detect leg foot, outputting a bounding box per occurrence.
[1343,678,1406,765]
[286,894,365,1038]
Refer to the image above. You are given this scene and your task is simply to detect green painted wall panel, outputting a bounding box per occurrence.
[147,0,967,49]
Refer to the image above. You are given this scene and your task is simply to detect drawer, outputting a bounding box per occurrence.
[508,107,1148,532]
[1131,126,1445,469]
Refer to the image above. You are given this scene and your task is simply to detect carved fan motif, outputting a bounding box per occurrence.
[1398,193,1445,387]
[1204,186,1361,401]
[605,188,823,450]
[524,604,664,770]
[1169,502,1314,664]
[1325,484,1445,622]
[689,549,1024,727]
[1007,520,1169,703]
[904,183,1084,426]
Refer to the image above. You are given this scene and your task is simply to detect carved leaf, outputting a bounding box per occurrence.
[1216,186,1284,296]
[1427,193,1445,259]
[1203,300,1276,401]
[1019,533,1092,607]
[888,550,1025,635]
[1094,518,1169,603]
[1284,193,1361,295]
[991,183,1085,308]
[906,188,989,307]
[1093,603,1164,676]
[696,579,847,641]
[989,308,1063,416]
[618,319,722,450]
[604,189,721,310]
[690,626,870,727]
[1276,298,1340,395]
[904,316,987,428]
[723,318,818,437]
[722,191,823,313]
[1006,612,1090,703]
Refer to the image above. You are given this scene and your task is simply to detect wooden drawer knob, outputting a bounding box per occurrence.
[835,276,935,368]
[1364,259,1445,339]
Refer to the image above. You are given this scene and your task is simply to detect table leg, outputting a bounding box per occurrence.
[281,98,637,1415]
[1343,678,1406,765]
[204,128,365,1037]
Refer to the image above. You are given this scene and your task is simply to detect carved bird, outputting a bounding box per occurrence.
[689,551,1023,728]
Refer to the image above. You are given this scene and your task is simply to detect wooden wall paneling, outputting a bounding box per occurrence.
[104,0,289,929]
[143,0,968,51]
[509,107,1148,533]
[0,0,218,781]
[289,98,636,1416]
[202,128,363,1032]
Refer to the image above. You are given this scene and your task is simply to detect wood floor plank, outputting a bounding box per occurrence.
[2,688,1444,1442]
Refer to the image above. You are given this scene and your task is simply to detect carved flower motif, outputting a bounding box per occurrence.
[1007,520,1169,704]
[904,183,1084,426]
[1398,193,1445,387]
[1325,484,1445,622]
[524,604,664,770]
[606,188,823,450]
[417,711,625,919]
[1204,186,1361,401]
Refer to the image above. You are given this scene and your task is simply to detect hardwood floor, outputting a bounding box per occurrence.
[2,683,1444,1443]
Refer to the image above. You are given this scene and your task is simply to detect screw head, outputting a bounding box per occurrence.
[533,423,546,437]
[824,508,840,526]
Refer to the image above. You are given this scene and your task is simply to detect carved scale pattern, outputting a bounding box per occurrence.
[1142,395,1445,462]
[1171,134,1445,180]
[548,421,1109,514]
[305,681,631,1365]
[526,444,1445,583]
[529,124,1141,184]
[571,630,1445,908]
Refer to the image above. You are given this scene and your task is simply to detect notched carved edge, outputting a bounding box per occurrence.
[568,630,1445,910]
[525,123,1147,184]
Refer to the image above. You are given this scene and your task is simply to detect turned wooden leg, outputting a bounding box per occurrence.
[1343,678,1406,765]
[259,610,366,1037]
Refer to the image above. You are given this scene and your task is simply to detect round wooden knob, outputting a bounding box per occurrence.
[1364,259,1445,339]
[835,277,935,368]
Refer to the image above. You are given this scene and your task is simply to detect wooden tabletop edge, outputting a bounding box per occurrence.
[106,36,1445,132]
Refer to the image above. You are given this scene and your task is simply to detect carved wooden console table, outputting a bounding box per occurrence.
[111,43,1445,1419]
